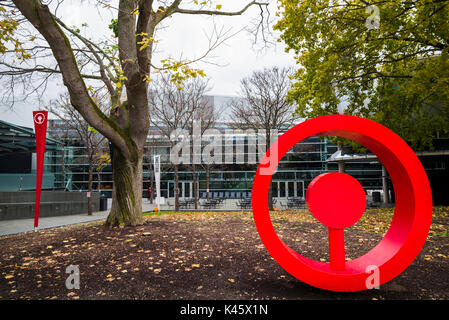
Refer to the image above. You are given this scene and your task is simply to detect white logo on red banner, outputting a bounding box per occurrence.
[34,112,46,125]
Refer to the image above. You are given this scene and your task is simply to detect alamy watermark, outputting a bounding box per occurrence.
[366,5,380,30]
[169,121,279,175]
[365,265,380,289]
[65,264,80,290]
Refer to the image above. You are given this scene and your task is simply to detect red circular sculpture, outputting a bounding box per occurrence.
[252,115,433,292]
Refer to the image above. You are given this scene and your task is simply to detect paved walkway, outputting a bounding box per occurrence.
[0,202,156,237]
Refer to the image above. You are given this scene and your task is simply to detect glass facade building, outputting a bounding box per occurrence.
[45,119,385,200]
[0,120,66,191]
[3,114,448,205]
[142,128,385,201]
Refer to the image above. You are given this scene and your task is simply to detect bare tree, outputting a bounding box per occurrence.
[231,66,296,210]
[188,96,221,209]
[47,94,108,215]
[149,74,212,210]
[2,0,270,226]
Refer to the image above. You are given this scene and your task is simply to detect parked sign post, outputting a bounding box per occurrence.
[153,155,161,210]
[33,111,48,232]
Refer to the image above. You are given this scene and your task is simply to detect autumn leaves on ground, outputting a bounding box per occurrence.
[0,208,448,300]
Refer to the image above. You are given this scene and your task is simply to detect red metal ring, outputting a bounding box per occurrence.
[252,115,432,292]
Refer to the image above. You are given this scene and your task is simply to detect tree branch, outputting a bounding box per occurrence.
[55,18,118,102]
[12,0,133,159]
[174,1,268,16]
[0,61,103,80]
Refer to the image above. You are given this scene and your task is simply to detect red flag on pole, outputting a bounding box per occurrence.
[33,111,48,232]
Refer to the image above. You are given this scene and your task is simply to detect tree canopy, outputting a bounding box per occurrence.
[274,0,449,150]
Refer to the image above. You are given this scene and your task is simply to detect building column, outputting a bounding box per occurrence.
[337,145,345,173]
[338,160,345,173]
[382,165,390,204]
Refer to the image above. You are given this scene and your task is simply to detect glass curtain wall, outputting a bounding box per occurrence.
[46,122,384,198]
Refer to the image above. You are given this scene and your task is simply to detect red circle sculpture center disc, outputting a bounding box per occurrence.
[251,115,432,292]
[306,172,366,229]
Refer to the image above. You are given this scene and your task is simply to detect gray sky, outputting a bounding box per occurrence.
[0,0,295,127]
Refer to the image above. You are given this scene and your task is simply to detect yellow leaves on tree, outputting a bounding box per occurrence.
[0,6,30,60]
[136,32,158,51]
[159,58,206,89]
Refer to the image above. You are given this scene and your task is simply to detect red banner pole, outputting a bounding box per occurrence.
[33,111,48,232]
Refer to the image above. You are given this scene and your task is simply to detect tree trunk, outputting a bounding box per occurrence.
[61,149,66,190]
[87,164,94,216]
[192,163,198,209]
[97,171,101,192]
[105,147,144,226]
[338,160,345,173]
[206,164,210,200]
[174,164,180,211]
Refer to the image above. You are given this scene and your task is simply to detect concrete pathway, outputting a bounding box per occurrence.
[0,202,157,237]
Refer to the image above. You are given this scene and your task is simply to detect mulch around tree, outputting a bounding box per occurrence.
[0,208,448,300]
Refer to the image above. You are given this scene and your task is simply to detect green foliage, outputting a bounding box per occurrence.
[275,0,449,151]
[370,54,449,150]
[108,18,118,38]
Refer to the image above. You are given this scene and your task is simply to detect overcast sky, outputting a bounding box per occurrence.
[0,0,295,127]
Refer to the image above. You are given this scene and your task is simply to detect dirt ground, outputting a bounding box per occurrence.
[0,208,448,300]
